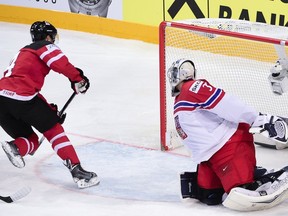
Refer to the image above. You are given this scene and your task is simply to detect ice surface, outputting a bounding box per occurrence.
[0,22,288,215]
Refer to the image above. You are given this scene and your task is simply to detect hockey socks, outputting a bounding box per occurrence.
[14,133,40,156]
[43,123,80,164]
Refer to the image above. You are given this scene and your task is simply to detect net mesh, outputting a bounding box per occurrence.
[160,19,288,150]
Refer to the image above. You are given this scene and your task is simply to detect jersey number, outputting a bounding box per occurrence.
[4,52,20,77]
[203,82,213,91]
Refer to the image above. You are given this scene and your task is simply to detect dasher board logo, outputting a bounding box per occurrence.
[165,0,288,27]
[68,0,112,17]
[168,0,204,19]
[189,80,203,93]
[0,0,120,19]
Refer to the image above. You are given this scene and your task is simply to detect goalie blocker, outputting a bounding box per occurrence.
[180,166,288,211]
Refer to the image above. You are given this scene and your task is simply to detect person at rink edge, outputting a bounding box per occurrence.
[0,21,99,189]
[168,58,288,211]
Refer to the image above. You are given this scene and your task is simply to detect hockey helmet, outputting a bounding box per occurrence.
[30,21,58,43]
[167,58,196,97]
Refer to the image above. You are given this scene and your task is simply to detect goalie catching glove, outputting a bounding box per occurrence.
[70,68,90,94]
[250,113,288,148]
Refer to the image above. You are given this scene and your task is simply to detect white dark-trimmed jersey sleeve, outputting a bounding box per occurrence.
[209,92,258,125]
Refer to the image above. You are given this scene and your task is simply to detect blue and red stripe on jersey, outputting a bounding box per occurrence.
[174,88,225,114]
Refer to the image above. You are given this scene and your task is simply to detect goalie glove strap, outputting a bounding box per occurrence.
[264,121,277,137]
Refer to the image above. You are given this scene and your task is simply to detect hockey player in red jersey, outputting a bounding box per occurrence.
[168,58,288,211]
[0,21,99,188]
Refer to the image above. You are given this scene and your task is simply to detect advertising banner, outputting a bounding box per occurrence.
[0,0,122,20]
[123,0,164,27]
[1,0,288,27]
[164,0,288,27]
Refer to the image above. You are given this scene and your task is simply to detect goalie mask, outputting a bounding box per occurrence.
[167,58,196,97]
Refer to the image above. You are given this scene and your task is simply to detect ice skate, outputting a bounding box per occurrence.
[1,141,25,168]
[64,159,100,188]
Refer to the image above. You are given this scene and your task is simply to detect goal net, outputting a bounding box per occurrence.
[159,18,288,151]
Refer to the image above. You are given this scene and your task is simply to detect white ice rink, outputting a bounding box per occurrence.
[1,22,288,215]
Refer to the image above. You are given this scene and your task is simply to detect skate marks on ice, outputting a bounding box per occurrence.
[36,142,194,202]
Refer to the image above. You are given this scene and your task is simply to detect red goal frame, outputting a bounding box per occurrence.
[159,21,288,151]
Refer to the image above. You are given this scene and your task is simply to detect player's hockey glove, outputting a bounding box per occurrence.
[70,68,90,94]
[50,103,67,124]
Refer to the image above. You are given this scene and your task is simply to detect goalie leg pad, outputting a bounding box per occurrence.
[223,167,288,211]
[180,171,224,205]
[180,172,198,199]
[223,186,288,211]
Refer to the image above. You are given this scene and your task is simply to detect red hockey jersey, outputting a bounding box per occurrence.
[0,41,83,101]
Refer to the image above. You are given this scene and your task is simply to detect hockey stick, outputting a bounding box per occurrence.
[58,92,77,117]
[0,186,31,203]
[30,92,77,156]
[39,92,77,144]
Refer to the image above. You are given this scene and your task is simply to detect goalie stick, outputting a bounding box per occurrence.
[0,186,31,203]
[31,92,77,155]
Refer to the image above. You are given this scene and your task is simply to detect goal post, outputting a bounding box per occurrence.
[159,19,288,151]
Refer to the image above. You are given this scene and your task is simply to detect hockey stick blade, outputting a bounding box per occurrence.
[0,186,31,203]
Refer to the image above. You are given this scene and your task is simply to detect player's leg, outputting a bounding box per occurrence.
[1,122,40,156]
[0,97,39,168]
[209,124,288,210]
[43,123,99,187]
[197,162,225,205]
[1,125,39,168]
[209,123,256,193]
[180,162,224,205]
[23,95,99,188]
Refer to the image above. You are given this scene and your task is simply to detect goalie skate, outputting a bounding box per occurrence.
[1,141,25,168]
[223,167,288,211]
[64,159,100,189]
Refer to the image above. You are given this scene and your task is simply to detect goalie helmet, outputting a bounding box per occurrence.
[167,58,196,97]
[30,21,58,43]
